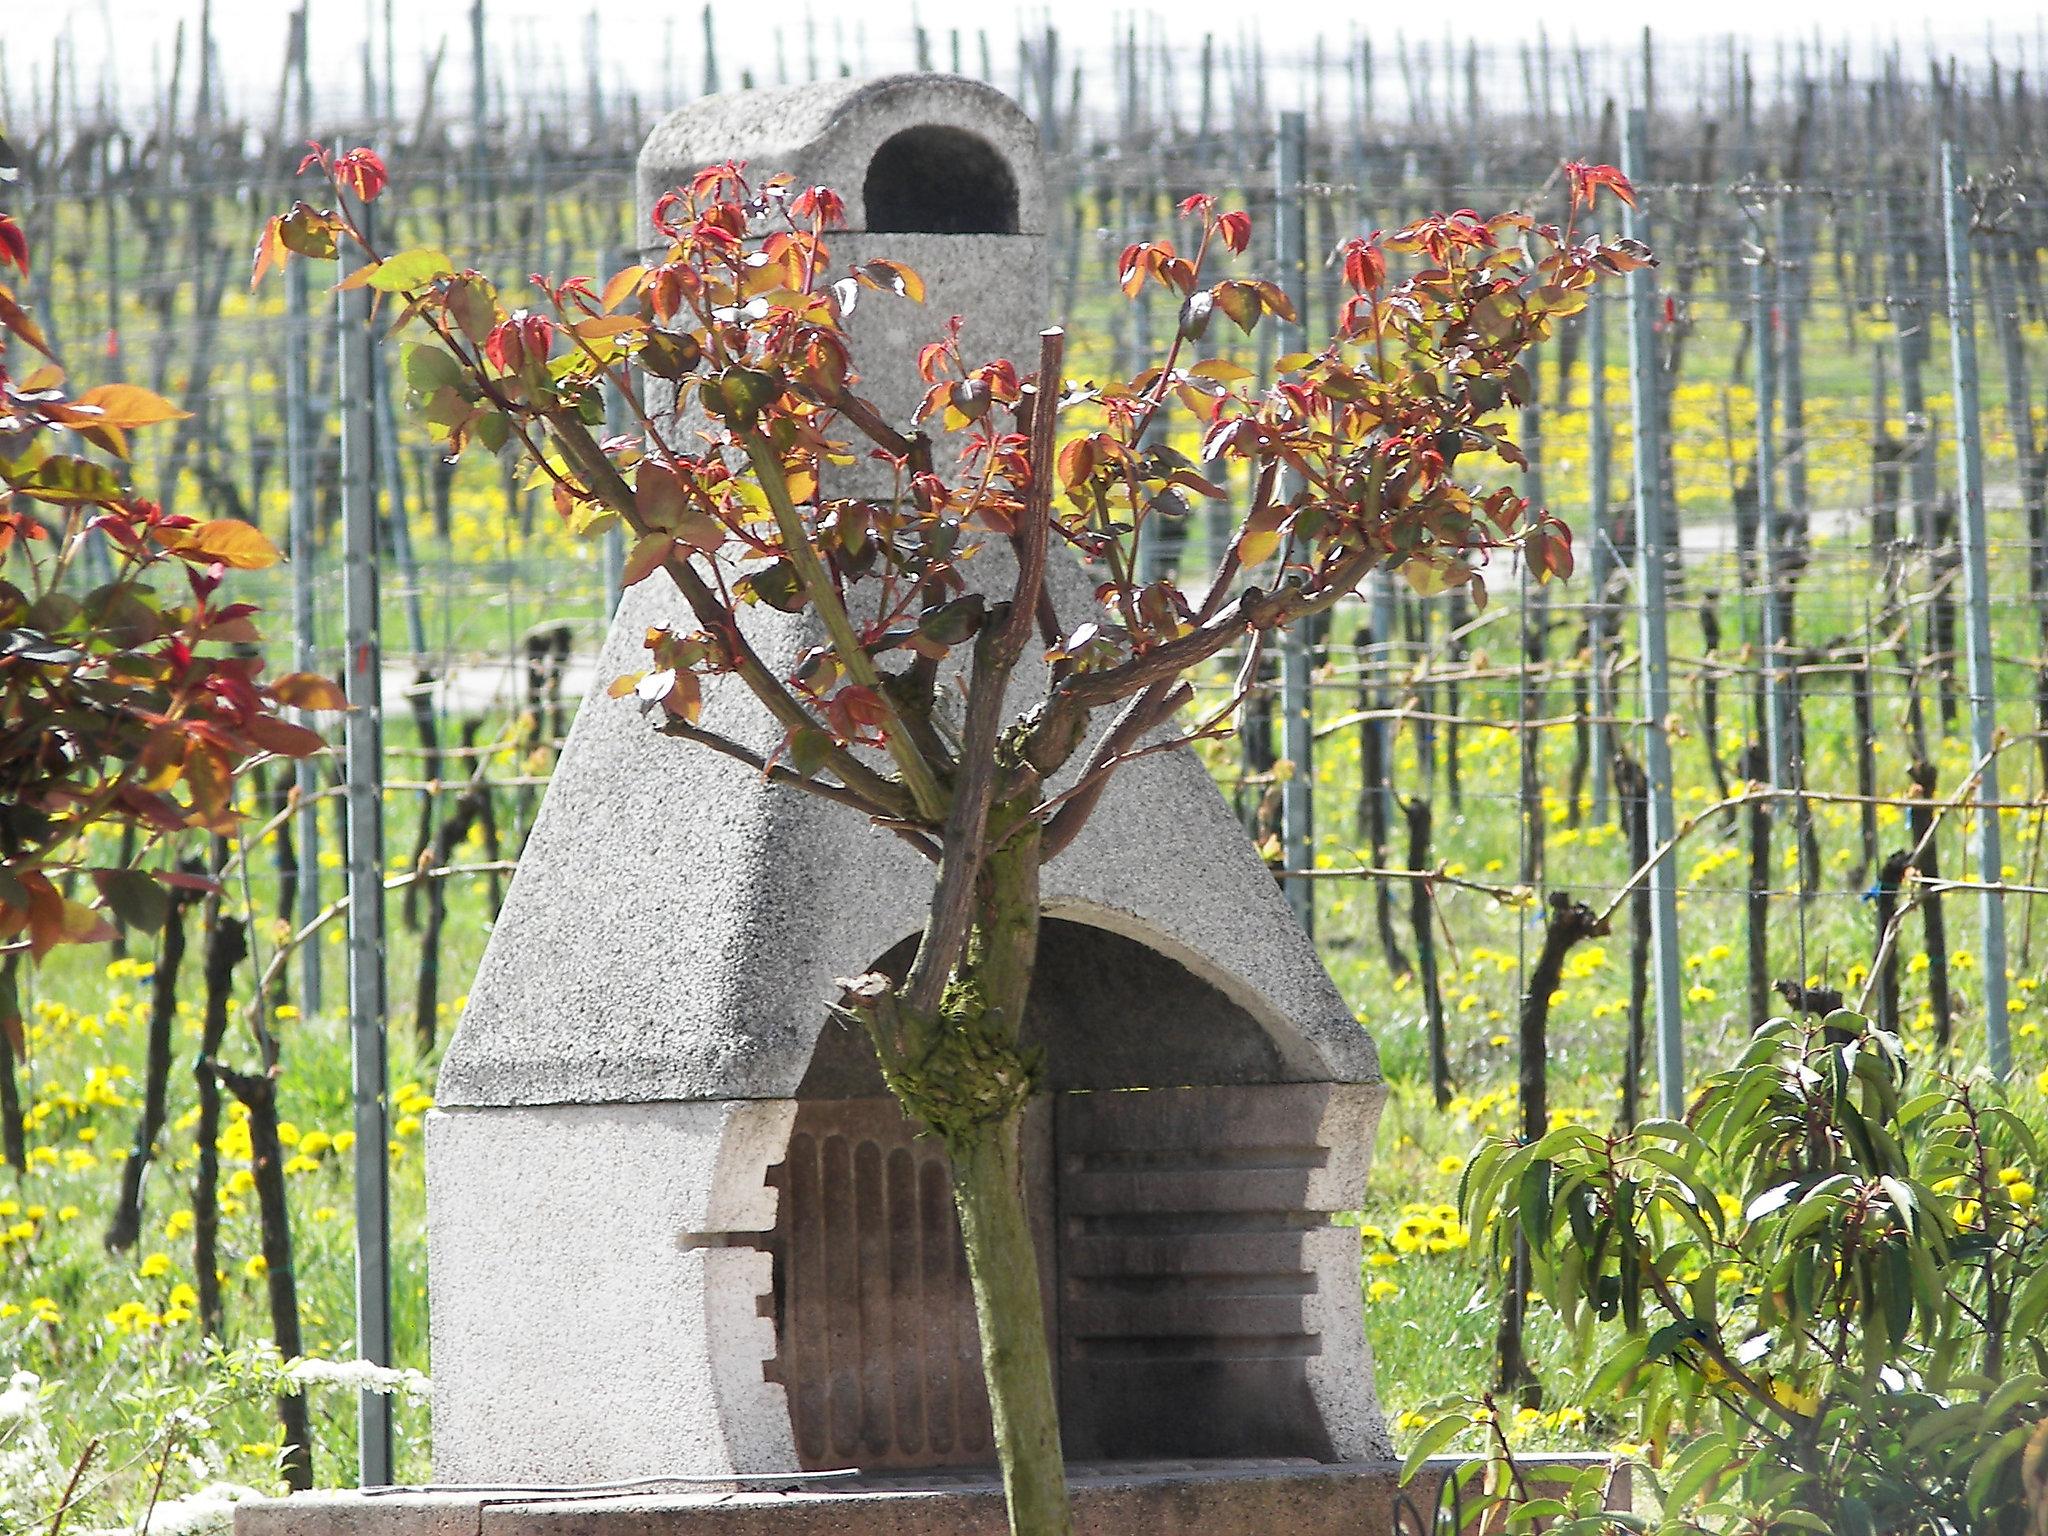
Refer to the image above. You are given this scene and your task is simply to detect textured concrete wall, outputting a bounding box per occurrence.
[427,1101,796,1481]
[436,551,1378,1110]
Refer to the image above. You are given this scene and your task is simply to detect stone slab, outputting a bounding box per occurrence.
[235,1458,1627,1536]
[426,1101,796,1483]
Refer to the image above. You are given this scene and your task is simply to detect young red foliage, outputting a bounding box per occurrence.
[1,201,339,986]
[1564,160,1637,212]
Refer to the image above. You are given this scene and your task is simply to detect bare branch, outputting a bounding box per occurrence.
[903,331,1067,1018]
[543,407,914,819]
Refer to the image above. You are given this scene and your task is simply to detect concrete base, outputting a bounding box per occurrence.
[233,1459,1626,1536]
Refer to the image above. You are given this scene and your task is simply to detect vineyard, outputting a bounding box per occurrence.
[7,5,2048,1525]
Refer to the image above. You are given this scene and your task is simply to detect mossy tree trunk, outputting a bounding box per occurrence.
[946,819,1067,1536]
[846,808,1071,1536]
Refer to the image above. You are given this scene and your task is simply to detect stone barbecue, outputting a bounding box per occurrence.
[226,74,1560,1536]
[425,72,1391,1487]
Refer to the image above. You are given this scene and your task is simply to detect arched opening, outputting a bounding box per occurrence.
[862,125,1020,234]
[799,919,1284,1096]
[764,920,1340,1470]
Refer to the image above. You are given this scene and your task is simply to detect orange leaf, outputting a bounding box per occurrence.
[76,383,192,430]
[600,264,647,312]
[0,281,52,357]
[186,518,282,570]
[272,672,349,711]
[571,314,646,341]
[622,534,675,588]
[243,715,329,758]
[1235,502,1289,570]
[859,259,925,303]
[184,746,233,822]
[251,215,287,290]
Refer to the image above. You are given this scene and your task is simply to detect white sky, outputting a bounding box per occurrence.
[5,0,2048,123]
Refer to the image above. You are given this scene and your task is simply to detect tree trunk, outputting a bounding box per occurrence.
[952,823,1070,1536]
[0,955,24,1176]
[107,885,196,1251]
[863,814,1073,1536]
[952,1111,1068,1536]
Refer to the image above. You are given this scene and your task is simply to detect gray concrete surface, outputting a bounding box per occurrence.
[234,1458,1628,1536]
[637,74,1049,501]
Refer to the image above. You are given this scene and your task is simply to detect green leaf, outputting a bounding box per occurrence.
[7,454,122,505]
[1397,1414,1471,1484]
[918,593,986,647]
[1745,1180,1802,1223]
[739,561,804,613]
[403,342,466,397]
[705,366,780,428]
[94,868,168,933]
[1980,1372,2048,1428]
[789,728,835,777]
[367,246,456,292]
[639,328,704,380]
[1770,1513,1834,1532]
[476,412,511,454]
[1966,1420,2036,1513]
[1518,1157,1555,1245]
[1531,1123,1603,1159]
[1586,1333,1648,1400]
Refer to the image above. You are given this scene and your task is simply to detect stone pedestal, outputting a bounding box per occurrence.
[234,1459,1628,1536]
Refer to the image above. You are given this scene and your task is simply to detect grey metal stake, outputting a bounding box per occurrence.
[338,214,395,1485]
[1939,141,2012,1077]
[1369,568,1397,854]
[1587,282,1613,826]
[1622,108,1687,1120]
[1751,235,1790,787]
[1774,192,1808,544]
[1277,109,1313,934]
[285,34,321,1020]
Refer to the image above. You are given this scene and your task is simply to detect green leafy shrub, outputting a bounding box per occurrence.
[1431,1011,2048,1532]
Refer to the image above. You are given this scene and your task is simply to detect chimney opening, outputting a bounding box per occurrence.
[863,125,1019,235]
